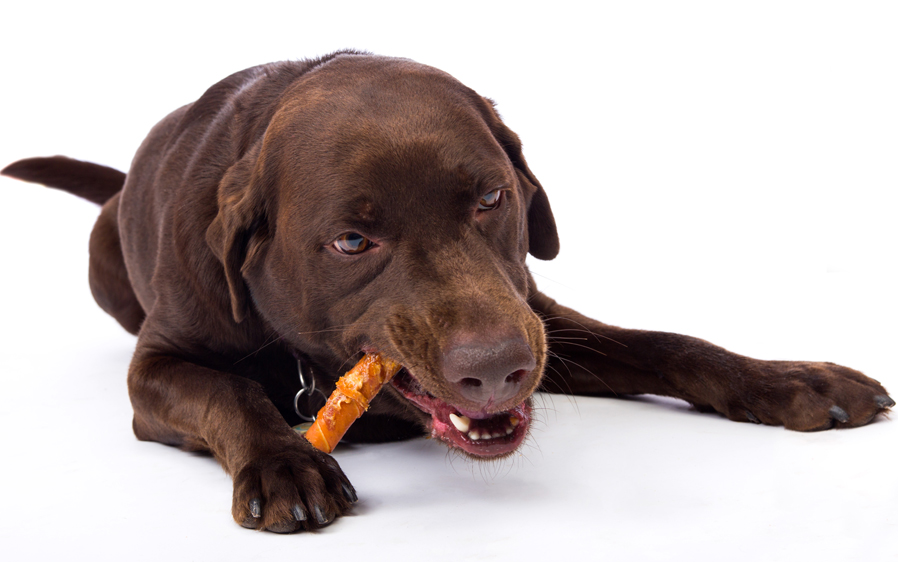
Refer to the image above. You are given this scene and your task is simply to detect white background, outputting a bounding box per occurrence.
[1,1,895,560]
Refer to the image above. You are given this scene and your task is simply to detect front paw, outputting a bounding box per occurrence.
[719,361,893,431]
[232,438,357,533]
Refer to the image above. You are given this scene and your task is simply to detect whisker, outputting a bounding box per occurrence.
[537,354,586,414]
[546,351,617,396]
[548,340,608,357]
[528,270,572,290]
[539,315,628,348]
[545,335,590,342]
[234,330,286,364]
[540,359,573,393]
[235,320,378,365]
[545,327,601,333]
[336,353,363,373]
[295,320,382,337]
[540,365,580,412]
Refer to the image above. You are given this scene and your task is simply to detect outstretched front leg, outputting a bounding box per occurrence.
[529,290,893,430]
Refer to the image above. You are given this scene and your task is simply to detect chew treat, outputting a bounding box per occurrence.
[304,353,402,453]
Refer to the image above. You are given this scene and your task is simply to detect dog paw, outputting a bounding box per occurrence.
[231,441,357,533]
[721,360,892,431]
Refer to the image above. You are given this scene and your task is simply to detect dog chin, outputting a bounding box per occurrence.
[389,369,531,458]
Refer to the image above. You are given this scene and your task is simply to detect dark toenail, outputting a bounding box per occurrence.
[829,405,849,423]
[250,498,261,519]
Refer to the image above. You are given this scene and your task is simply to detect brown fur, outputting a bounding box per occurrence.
[2,51,892,533]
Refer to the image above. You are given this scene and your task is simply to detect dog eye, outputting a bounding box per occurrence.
[333,233,373,255]
[478,189,503,211]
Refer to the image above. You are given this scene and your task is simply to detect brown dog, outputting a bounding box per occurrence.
[3,51,893,533]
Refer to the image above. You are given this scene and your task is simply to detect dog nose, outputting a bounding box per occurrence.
[442,335,536,406]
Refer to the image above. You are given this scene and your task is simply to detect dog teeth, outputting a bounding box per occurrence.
[449,413,471,433]
[450,413,520,441]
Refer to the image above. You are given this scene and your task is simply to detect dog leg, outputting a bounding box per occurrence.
[127,345,357,532]
[529,290,894,430]
[88,192,145,334]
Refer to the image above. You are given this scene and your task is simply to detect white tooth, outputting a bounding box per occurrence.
[469,429,481,440]
[505,426,514,435]
[449,413,471,433]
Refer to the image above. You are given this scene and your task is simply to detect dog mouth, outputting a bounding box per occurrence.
[389,368,530,458]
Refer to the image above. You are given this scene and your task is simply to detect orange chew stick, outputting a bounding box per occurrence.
[304,353,402,453]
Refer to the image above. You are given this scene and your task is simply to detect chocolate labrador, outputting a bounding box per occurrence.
[3,51,893,533]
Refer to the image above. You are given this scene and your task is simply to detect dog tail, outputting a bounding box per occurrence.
[2,156,125,205]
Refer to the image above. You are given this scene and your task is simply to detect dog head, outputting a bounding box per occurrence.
[208,54,559,457]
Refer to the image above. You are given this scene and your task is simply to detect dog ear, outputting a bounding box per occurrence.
[206,150,272,323]
[489,117,560,260]
[512,152,560,261]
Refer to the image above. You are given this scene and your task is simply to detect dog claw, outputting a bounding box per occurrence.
[829,405,850,423]
[292,504,307,522]
[341,482,358,503]
[313,504,331,526]
[745,411,761,424]
[249,498,261,519]
[875,395,895,409]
